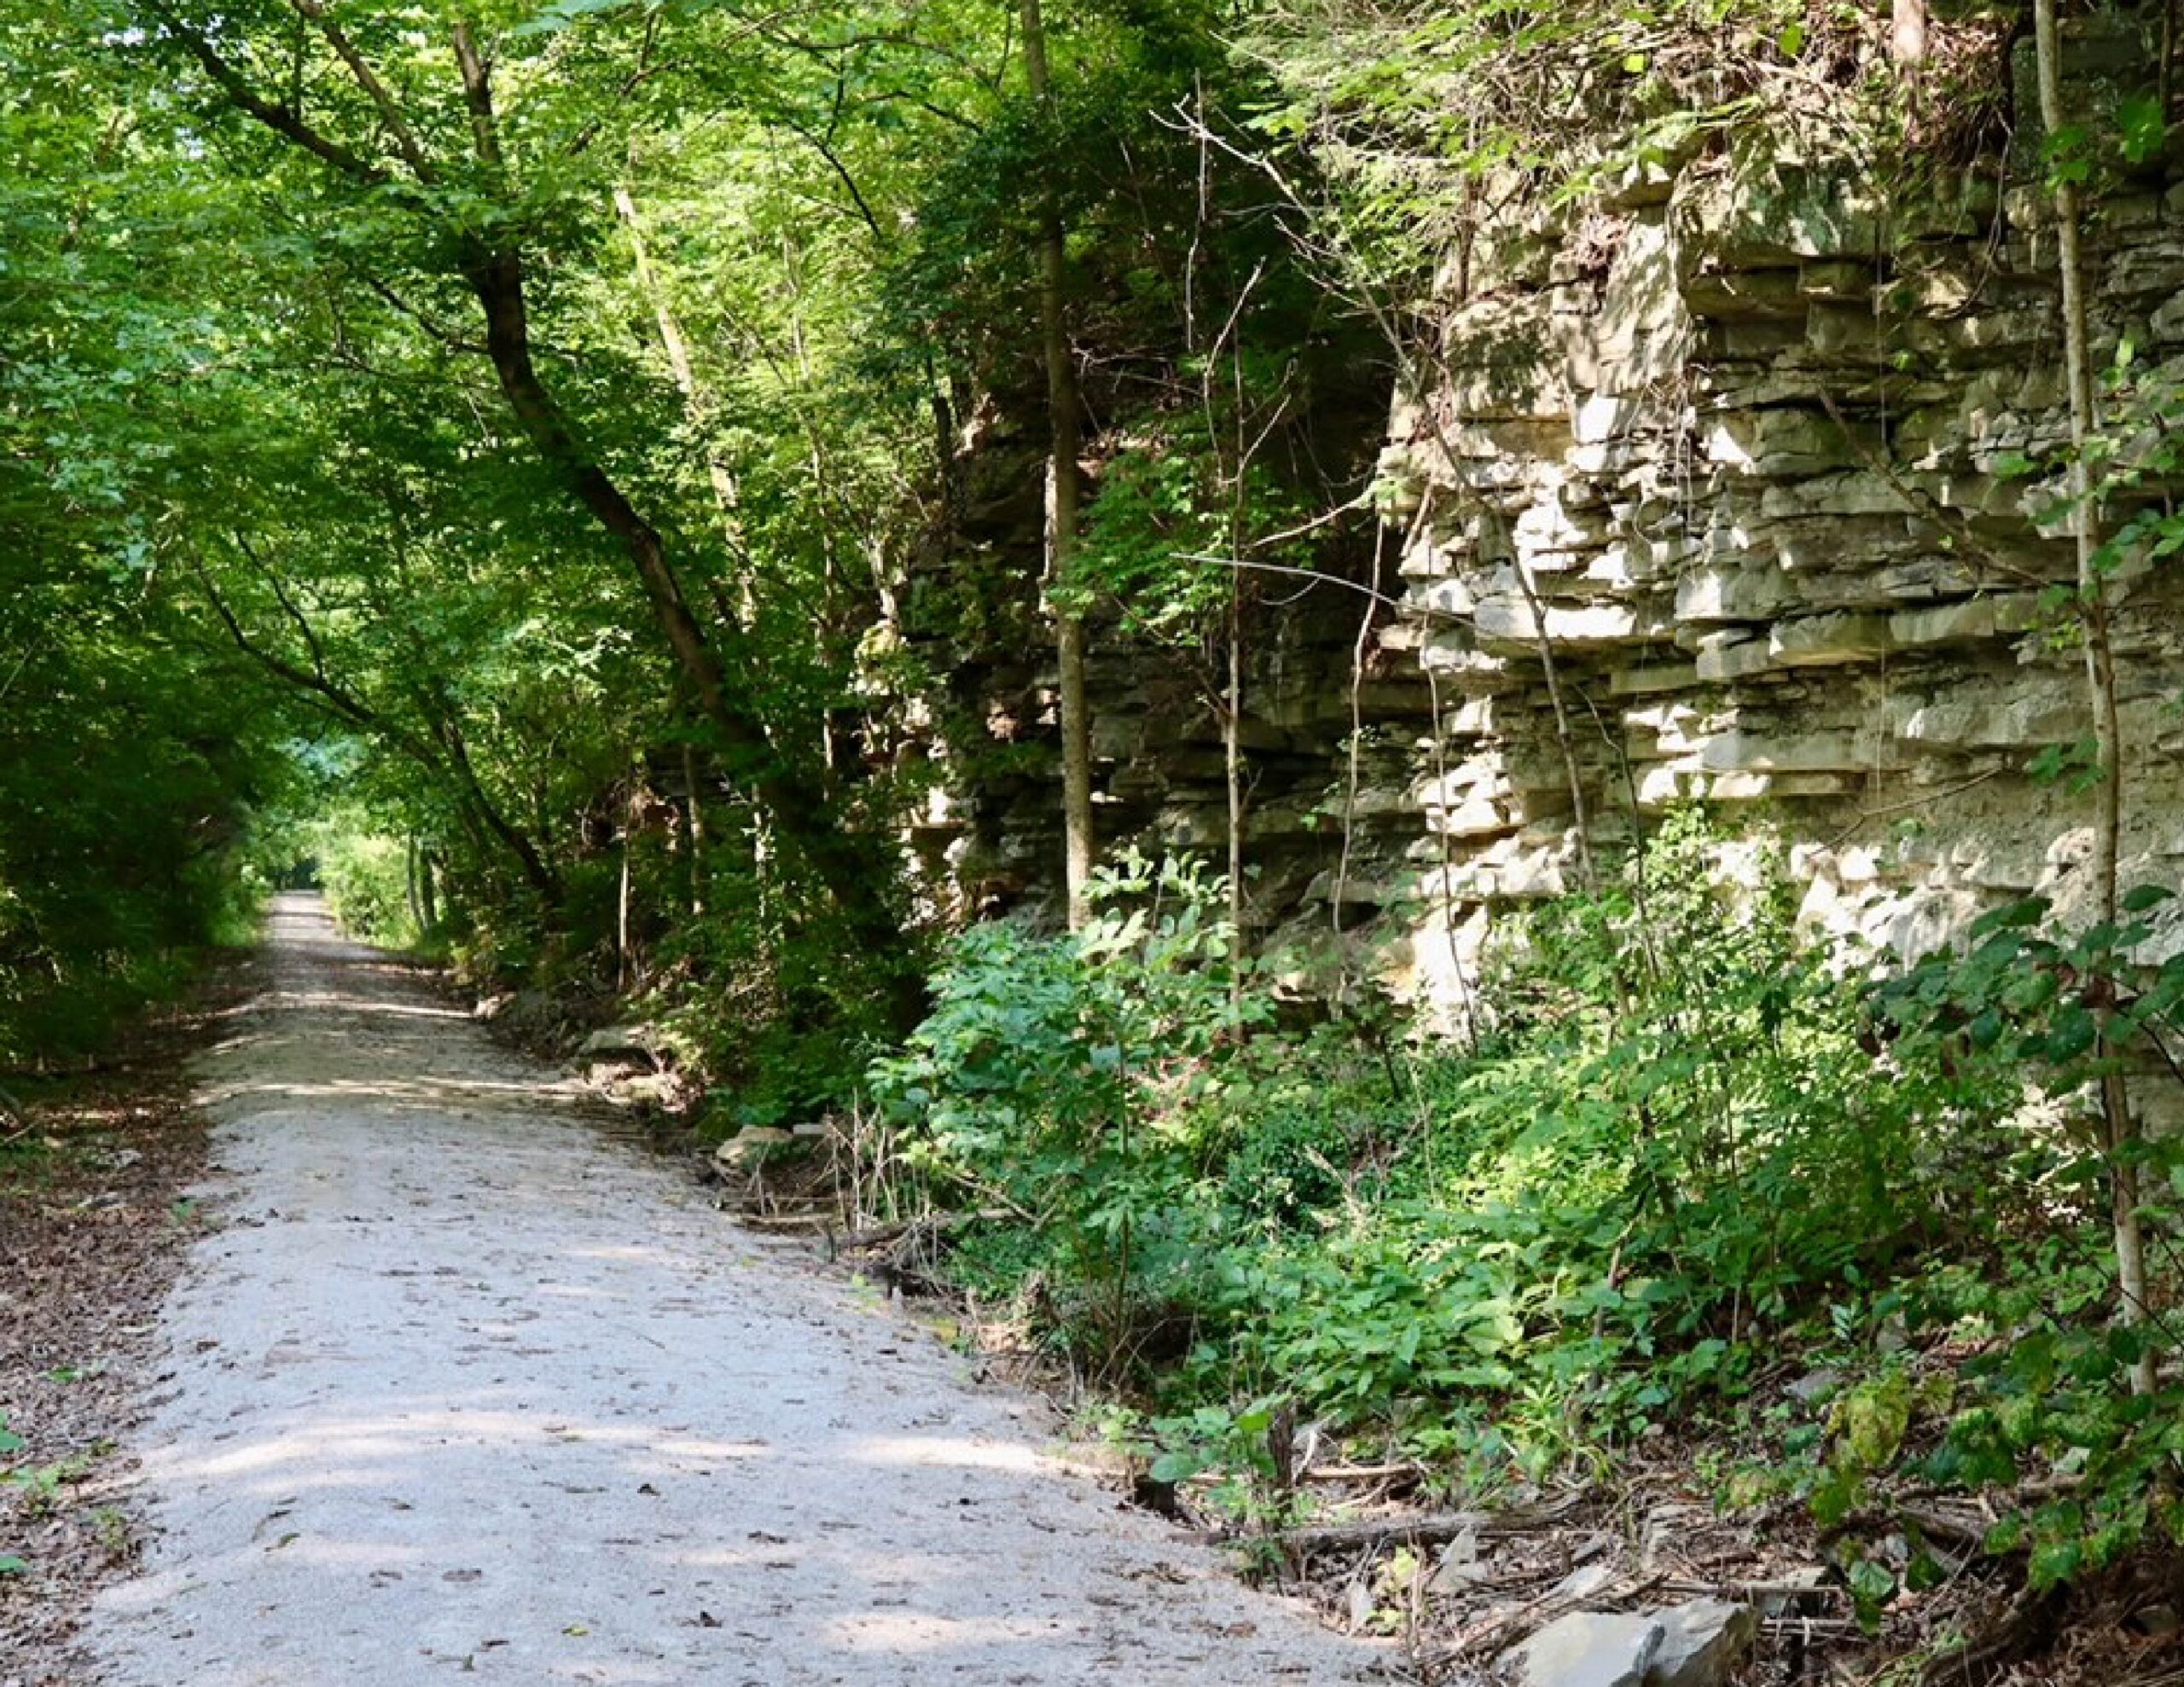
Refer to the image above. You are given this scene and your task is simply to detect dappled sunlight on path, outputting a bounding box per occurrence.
[84,895,1372,1685]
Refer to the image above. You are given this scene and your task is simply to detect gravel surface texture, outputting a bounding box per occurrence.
[82,896,1376,1686]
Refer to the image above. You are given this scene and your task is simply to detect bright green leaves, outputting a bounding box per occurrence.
[2116,93,2167,165]
[2042,79,2175,193]
[0,7,290,1057]
[2042,120,2094,189]
[516,0,645,37]
[871,851,1266,1377]
[1876,888,2184,1095]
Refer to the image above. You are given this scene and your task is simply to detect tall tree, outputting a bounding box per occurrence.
[2032,0,2152,1397]
[1021,0,1096,930]
[140,2,917,1005]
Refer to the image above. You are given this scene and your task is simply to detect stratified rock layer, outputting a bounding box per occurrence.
[916,19,2184,1048]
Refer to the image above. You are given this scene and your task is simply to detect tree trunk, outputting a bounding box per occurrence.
[1226,594,1245,1006]
[2034,0,2155,1397]
[2164,0,2178,130]
[618,770,636,993]
[613,183,749,609]
[1892,0,1928,65]
[426,704,561,904]
[682,740,707,919]
[1021,0,1095,930]
[451,27,919,1023]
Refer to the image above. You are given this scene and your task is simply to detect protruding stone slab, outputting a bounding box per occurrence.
[1700,728,1873,774]
[1474,598,1647,650]
[1646,1598,1757,1687]
[1768,612,1892,668]
[1502,1611,1665,1687]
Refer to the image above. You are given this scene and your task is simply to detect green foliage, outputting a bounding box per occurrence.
[1862,884,2184,1591]
[0,7,282,1060]
[877,819,2031,1498]
[316,825,421,949]
[874,852,1266,1368]
[1876,888,2184,1107]
[5,0,2180,1638]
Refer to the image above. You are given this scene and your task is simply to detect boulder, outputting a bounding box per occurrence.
[1501,1611,1664,1687]
[712,1127,797,1171]
[1645,1599,1757,1687]
[578,1023,668,1063]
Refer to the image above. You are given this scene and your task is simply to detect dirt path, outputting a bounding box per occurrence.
[79,896,1372,1685]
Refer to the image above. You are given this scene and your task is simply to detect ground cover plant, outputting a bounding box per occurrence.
[866,812,2184,1670]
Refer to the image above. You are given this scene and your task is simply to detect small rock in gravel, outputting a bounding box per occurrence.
[712,1127,797,1168]
[1501,1610,1664,1687]
[1786,1366,1842,1404]
[1428,1526,1488,1594]
[1548,1562,1618,1604]
[578,1024,667,1061]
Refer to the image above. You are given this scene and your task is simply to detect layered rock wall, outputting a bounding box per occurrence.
[916,20,2184,1017]
[1371,25,2184,1001]
[900,419,1424,934]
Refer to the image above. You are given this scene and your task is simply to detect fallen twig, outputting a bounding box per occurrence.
[1237,1493,1587,1556]
[1301,1461,1429,1485]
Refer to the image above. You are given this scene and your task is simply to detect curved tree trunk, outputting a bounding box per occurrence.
[451,27,919,1020]
[159,8,924,1020]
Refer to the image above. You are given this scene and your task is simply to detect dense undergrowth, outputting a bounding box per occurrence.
[865,814,2184,1626]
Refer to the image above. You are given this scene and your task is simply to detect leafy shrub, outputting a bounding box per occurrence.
[316,826,416,947]
[875,815,2143,1514]
[872,852,1268,1371]
[1862,886,2184,1590]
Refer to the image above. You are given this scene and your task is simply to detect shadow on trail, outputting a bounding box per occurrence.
[85,895,1374,1686]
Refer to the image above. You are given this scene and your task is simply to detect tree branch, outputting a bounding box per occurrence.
[146,3,389,183]
[451,22,504,177]
[287,0,440,183]
[190,551,380,732]
[360,275,487,352]
[231,531,334,682]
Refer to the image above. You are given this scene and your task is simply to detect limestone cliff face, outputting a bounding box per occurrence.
[1369,35,2184,1004]
[899,410,1422,936]
[915,22,2184,1012]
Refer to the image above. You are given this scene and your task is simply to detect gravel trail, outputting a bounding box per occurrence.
[83,895,1374,1685]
